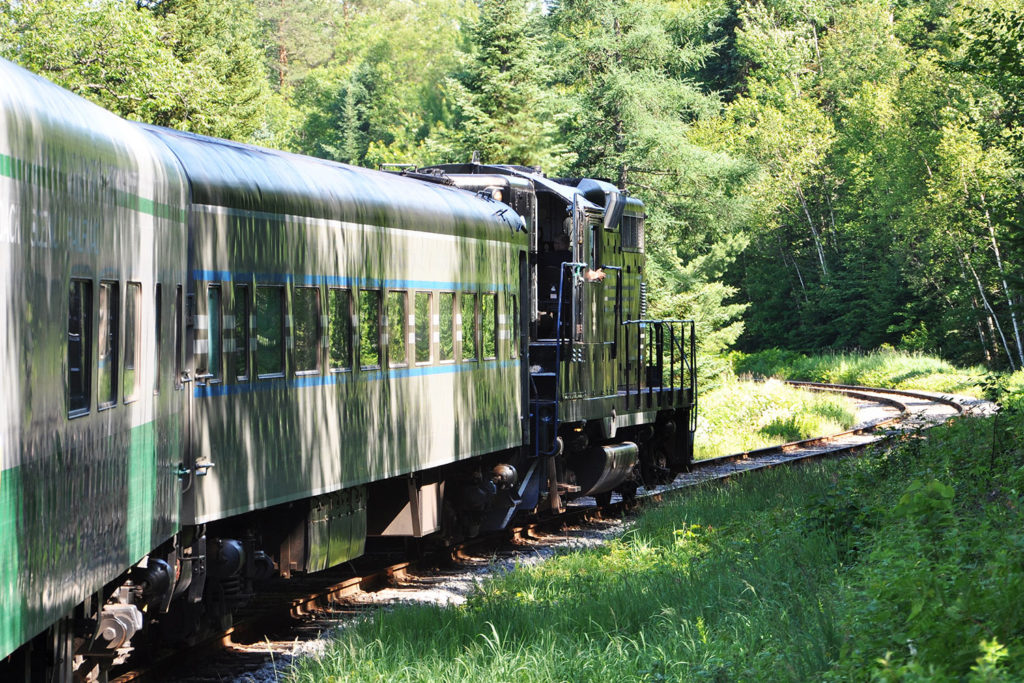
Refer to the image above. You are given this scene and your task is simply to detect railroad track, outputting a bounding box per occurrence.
[661,381,976,492]
[113,383,995,683]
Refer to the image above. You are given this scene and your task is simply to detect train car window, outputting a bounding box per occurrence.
[123,282,142,401]
[328,288,353,371]
[97,280,120,409]
[68,279,92,416]
[482,293,497,360]
[255,285,285,377]
[440,292,455,362]
[387,291,408,368]
[234,284,250,380]
[510,294,519,359]
[174,285,183,388]
[154,284,162,395]
[359,289,381,369]
[293,286,321,374]
[205,285,222,381]
[414,291,431,364]
[461,292,478,362]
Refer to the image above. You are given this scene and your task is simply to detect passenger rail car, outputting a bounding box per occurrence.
[0,59,190,680]
[0,57,696,682]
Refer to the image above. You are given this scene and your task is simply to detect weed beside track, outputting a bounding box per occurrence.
[287,394,1021,681]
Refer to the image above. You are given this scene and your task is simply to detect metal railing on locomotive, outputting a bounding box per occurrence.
[532,261,697,456]
[621,319,696,412]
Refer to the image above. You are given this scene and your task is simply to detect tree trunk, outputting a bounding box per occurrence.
[979,190,1024,367]
[794,183,827,279]
[779,237,807,301]
[952,253,997,364]
[976,316,993,363]
[613,17,627,189]
[955,242,1016,370]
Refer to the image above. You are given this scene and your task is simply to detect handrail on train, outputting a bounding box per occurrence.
[621,318,696,411]
[535,260,590,456]
[532,264,696,457]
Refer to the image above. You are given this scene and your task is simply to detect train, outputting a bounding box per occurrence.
[0,57,696,681]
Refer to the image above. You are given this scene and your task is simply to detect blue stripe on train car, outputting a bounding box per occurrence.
[193,359,520,398]
[190,270,514,292]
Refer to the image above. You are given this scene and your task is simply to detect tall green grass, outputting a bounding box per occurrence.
[695,377,858,459]
[288,410,1024,682]
[989,370,1024,412]
[284,354,1021,681]
[287,466,852,683]
[733,348,988,395]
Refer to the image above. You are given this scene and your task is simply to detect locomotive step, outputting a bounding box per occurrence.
[530,371,557,396]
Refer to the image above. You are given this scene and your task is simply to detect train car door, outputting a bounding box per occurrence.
[175,283,197,522]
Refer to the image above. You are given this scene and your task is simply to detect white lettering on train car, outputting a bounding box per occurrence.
[1,200,20,245]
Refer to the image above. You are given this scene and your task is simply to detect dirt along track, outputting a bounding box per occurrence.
[126,383,998,683]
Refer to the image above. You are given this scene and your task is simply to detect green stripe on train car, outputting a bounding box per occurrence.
[0,466,24,660]
[126,422,156,562]
[0,152,186,223]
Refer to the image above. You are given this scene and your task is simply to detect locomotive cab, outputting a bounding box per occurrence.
[412,163,697,512]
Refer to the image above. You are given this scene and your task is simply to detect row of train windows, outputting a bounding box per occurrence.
[68,279,181,417]
[199,285,519,382]
[68,280,519,417]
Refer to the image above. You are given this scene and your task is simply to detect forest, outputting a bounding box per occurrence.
[3,0,1021,369]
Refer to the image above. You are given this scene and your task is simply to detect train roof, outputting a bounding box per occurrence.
[422,163,601,209]
[140,126,526,242]
[0,58,188,222]
[418,163,643,230]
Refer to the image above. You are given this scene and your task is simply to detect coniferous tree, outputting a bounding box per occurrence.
[548,0,753,353]
[289,0,472,166]
[437,0,570,170]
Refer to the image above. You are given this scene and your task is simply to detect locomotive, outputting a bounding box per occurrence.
[0,57,696,681]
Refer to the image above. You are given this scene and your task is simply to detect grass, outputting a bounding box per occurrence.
[287,465,849,682]
[694,377,858,459]
[288,408,1024,682]
[283,355,1024,682]
[732,347,989,396]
